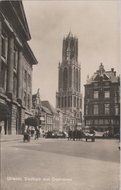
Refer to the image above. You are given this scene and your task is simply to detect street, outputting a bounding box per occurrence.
[1,138,120,190]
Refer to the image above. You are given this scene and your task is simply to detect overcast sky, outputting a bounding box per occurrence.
[23,0,120,107]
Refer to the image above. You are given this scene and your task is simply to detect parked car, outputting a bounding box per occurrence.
[56,131,66,138]
[45,131,57,138]
[113,133,120,139]
[82,128,95,142]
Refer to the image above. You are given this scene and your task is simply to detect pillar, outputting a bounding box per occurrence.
[0,17,2,93]
[7,35,14,99]
[0,18,2,72]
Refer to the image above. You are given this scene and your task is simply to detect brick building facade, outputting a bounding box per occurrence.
[84,63,120,133]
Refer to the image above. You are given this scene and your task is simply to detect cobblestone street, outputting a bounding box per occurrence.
[1,138,120,190]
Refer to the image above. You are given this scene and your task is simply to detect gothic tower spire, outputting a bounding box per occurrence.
[56,32,82,127]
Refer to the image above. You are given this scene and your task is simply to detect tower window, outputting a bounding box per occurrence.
[63,68,68,91]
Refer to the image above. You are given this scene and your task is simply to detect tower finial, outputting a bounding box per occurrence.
[68,29,73,38]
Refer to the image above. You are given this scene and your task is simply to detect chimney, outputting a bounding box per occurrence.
[111,68,114,72]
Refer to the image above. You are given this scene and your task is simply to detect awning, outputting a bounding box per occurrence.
[0,102,10,121]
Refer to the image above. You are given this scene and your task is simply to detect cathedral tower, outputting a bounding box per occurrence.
[56,32,82,126]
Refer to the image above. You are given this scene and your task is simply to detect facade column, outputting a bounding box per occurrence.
[17,50,23,103]
[0,17,2,93]
[0,18,2,72]
[7,35,14,99]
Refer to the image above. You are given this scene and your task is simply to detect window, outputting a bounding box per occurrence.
[63,68,68,90]
[13,74,17,97]
[104,103,110,115]
[1,34,6,58]
[24,91,27,106]
[94,83,98,87]
[28,94,30,109]
[94,120,98,124]
[74,97,76,107]
[28,74,31,87]
[24,70,27,81]
[93,104,98,115]
[105,119,110,124]
[115,104,119,115]
[93,91,99,99]
[13,47,18,70]
[99,119,104,125]
[85,105,88,115]
[104,91,110,98]
[86,120,91,125]
[105,82,110,86]
[0,62,6,88]
[76,69,78,91]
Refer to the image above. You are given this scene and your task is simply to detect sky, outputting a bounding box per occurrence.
[23,0,120,107]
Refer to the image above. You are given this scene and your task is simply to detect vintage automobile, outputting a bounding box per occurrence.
[82,127,95,142]
[82,131,95,142]
[45,131,57,138]
[45,131,66,138]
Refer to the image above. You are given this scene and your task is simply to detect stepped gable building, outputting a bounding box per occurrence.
[84,63,120,133]
[0,1,38,134]
[56,32,82,129]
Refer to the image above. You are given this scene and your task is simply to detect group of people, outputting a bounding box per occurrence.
[68,129,84,141]
[68,128,95,141]
[23,125,40,142]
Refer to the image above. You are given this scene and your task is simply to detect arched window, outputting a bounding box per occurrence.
[63,68,68,91]
[76,69,78,91]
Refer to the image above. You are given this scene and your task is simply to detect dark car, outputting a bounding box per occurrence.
[45,131,57,138]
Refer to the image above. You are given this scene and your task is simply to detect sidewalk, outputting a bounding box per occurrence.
[0,134,23,142]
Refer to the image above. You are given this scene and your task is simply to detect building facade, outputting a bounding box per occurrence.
[0,1,38,134]
[84,63,120,133]
[56,32,82,129]
[41,101,60,131]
